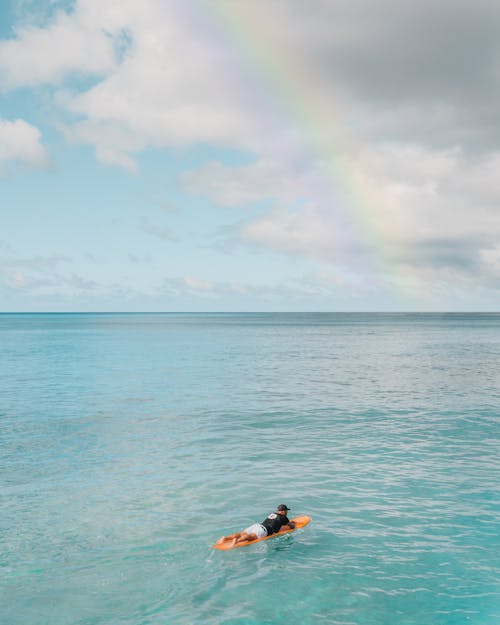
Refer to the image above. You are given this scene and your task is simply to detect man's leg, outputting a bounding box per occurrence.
[216,532,242,545]
[217,530,260,546]
[233,532,258,545]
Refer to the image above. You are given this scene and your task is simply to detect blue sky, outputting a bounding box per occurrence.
[1,0,500,311]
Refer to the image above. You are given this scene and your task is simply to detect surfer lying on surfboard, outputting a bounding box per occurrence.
[216,504,295,548]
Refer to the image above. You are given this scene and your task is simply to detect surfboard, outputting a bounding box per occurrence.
[213,515,311,550]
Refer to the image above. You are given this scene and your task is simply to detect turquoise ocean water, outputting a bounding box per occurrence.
[1,312,499,625]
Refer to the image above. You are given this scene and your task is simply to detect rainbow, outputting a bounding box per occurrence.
[179,1,423,304]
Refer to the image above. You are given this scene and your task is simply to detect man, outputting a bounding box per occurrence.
[216,504,295,547]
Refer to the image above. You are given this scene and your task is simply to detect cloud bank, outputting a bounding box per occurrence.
[1,0,500,307]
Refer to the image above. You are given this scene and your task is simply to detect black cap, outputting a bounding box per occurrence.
[277,504,290,511]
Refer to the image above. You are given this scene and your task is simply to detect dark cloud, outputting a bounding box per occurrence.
[409,237,483,271]
[285,0,500,149]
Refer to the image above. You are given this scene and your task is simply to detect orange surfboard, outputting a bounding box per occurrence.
[213,515,311,550]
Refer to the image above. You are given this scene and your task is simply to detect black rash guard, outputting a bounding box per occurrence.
[261,512,290,536]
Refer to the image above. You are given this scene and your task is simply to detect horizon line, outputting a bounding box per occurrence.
[1,311,499,315]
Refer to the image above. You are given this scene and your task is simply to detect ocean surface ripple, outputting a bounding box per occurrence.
[1,313,499,625]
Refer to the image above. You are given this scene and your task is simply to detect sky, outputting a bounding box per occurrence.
[1,0,500,312]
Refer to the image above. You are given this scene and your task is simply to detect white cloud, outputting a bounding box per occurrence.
[0,253,116,299]
[0,118,49,172]
[0,255,69,291]
[160,270,382,304]
[181,159,313,207]
[182,275,214,293]
[0,3,119,88]
[241,205,349,262]
[47,0,263,168]
[365,145,500,244]
[0,0,282,168]
[3,0,500,165]
[185,145,500,294]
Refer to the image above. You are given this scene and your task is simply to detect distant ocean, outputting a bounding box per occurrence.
[1,313,499,625]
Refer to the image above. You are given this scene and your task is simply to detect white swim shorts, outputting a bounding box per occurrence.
[244,523,268,538]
